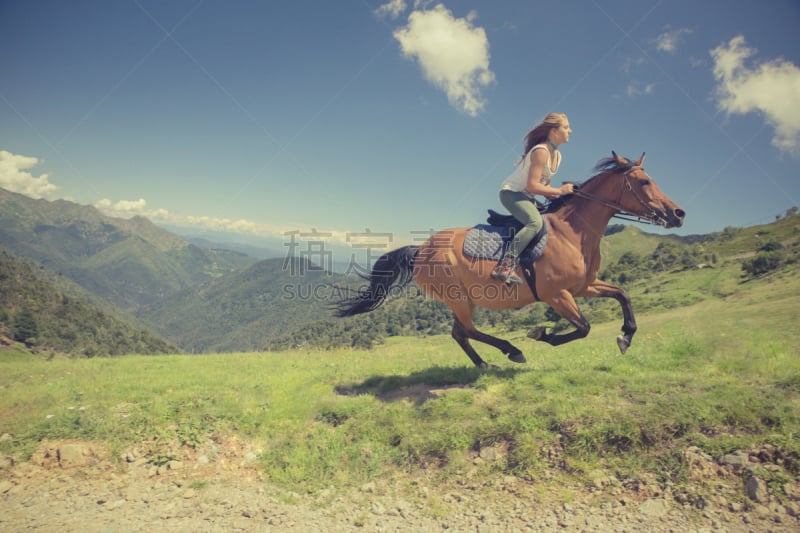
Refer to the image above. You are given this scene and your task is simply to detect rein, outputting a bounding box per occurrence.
[572,166,667,226]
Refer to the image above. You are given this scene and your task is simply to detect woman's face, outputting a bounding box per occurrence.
[551,120,572,145]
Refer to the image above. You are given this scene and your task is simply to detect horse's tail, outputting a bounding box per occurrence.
[332,245,419,317]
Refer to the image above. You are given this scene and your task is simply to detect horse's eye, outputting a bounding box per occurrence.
[641,180,650,186]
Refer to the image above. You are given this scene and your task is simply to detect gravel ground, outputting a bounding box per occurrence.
[1,438,798,532]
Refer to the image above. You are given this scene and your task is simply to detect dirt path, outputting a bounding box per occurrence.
[1,438,798,532]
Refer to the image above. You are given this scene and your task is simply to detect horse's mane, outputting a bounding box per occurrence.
[545,156,634,212]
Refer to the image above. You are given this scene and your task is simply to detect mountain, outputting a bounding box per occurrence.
[0,248,176,356]
[137,256,458,353]
[3,183,795,356]
[137,257,345,352]
[0,188,257,309]
[158,225,285,260]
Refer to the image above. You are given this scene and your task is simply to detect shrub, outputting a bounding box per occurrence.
[742,251,785,277]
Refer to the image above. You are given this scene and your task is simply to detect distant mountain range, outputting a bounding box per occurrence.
[1,186,796,356]
[0,188,256,310]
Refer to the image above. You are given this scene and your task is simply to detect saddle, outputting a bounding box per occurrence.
[463,209,549,264]
[462,207,549,299]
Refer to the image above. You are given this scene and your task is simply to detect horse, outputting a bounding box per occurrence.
[333,152,685,368]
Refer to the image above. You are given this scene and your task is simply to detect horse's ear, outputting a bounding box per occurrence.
[634,152,646,166]
[612,151,628,165]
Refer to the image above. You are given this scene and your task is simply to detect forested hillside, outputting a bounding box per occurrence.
[137,258,461,352]
[0,187,256,309]
[2,180,796,357]
[0,249,176,356]
[267,212,800,351]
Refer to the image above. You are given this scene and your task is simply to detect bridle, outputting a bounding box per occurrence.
[572,165,668,227]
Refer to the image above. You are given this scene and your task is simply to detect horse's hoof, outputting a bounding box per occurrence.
[527,327,547,341]
[616,335,631,354]
[508,351,527,364]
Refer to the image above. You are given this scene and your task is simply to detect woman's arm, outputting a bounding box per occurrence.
[525,149,574,199]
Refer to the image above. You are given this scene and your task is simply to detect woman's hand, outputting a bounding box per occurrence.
[559,183,575,195]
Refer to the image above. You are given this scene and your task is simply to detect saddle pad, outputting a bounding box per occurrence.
[462,220,548,263]
[462,225,507,261]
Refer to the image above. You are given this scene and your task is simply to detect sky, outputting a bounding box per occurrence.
[1,0,799,268]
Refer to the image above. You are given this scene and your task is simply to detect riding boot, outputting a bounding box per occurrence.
[491,256,523,285]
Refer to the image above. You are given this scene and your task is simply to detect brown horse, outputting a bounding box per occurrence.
[334,152,685,368]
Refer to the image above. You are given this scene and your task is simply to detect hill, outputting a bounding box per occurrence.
[3,182,796,356]
[137,257,334,353]
[137,257,457,353]
[260,213,800,352]
[0,187,256,309]
[0,248,176,356]
[0,262,798,531]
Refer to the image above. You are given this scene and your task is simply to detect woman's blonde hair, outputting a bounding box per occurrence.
[520,112,568,161]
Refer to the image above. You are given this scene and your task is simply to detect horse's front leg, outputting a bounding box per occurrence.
[528,290,591,346]
[581,279,636,354]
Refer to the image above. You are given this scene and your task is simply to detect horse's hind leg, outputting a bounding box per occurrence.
[452,306,526,365]
[452,319,490,369]
[468,325,526,363]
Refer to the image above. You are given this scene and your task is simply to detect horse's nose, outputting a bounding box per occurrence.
[672,207,686,227]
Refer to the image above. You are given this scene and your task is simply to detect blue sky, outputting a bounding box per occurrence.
[1,1,799,264]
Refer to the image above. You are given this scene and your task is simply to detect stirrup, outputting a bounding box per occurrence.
[492,258,523,286]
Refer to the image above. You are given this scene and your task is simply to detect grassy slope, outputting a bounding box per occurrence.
[1,264,798,496]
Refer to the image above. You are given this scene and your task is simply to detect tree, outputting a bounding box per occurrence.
[759,240,784,252]
[742,251,784,277]
[13,309,39,345]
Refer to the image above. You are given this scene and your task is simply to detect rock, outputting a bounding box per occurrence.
[588,469,610,489]
[784,482,800,501]
[721,451,749,471]
[745,474,769,504]
[242,452,259,464]
[106,499,126,510]
[479,447,496,461]
[639,498,669,518]
[728,501,743,512]
[685,446,720,479]
[0,433,12,442]
[58,443,92,468]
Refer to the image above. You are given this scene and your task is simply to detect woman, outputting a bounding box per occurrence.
[492,113,575,285]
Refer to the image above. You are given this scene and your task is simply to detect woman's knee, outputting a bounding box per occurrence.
[521,219,542,232]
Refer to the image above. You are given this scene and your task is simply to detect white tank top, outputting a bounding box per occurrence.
[500,144,560,198]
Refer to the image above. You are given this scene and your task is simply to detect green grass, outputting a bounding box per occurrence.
[1,268,799,497]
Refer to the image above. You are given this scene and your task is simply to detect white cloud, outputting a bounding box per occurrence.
[620,56,646,74]
[711,35,800,153]
[93,196,357,245]
[94,197,265,236]
[0,150,59,199]
[654,27,693,54]
[393,4,495,117]
[94,197,148,217]
[375,0,407,19]
[626,82,655,97]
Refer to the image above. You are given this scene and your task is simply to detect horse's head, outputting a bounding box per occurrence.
[581,152,685,229]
